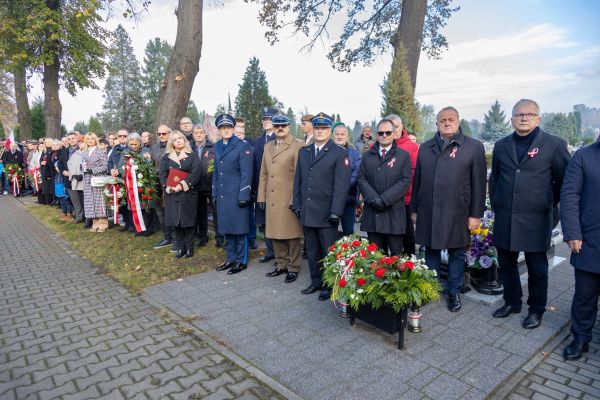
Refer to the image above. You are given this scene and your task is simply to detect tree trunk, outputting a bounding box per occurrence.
[391,0,427,90]
[154,0,203,130]
[43,55,62,139]
[13,67,32,139]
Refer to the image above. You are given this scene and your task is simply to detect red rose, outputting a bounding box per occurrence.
[338,278,347,287]
[397,263,406,272]
[405,261,415,270]
[360,249,367,258]
[375,268,386,278]
[329,245,336,252]
[385,257,394,265]
[336,252,343,260]
[148,188,154,194]
[357,277,366,286]
[341,243,349,250]
[367,243,378,252]
[352,240,361,247]
[378,257,387,265]
[137,188,142,193]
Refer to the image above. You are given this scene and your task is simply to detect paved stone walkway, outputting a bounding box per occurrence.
[0,196,285,400]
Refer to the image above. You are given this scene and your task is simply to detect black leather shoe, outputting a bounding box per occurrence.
[284,272,298,283]
[448,294,461,312]
[318,289,332,301]
[493,304,521,318]
[227,263,247,274]
[197,237,208,247]
[216,261,235,271]
[259,254,275,263]
[215,239,224,248]
[248,240,258,250]
[266,267,288,277]
[184,249,193,258]
[174,249,185,258]
[523,313,542,329]
[301,285,321,295]
[563,339,589,360]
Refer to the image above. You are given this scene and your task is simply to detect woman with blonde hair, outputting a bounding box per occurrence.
[159,130,201,258]
[81,133,109,232]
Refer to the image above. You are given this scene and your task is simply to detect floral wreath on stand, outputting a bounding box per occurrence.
[5,163,24,195]
[27,168,42,191]
[129,154,159,210]
[322,236,441,313]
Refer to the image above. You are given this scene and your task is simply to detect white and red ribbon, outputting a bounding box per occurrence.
[32,168,40,192]
[124,158,146,233]
[112,185,119,224]
[450,147,458,158]
[12,176,20,196]
[528,148,539,158]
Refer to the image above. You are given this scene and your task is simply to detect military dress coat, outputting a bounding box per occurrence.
[292,139,351,228]
[560,141,600,273]
[212,136,254,235]
[252,131,275,225]
[489,129,570,252]
[159,151,201,228]
[410,131,487,250]
[257,135,304,240]
[358,142,412,235]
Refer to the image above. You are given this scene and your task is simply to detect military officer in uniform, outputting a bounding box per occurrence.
[292,112,351,300]
[257,113,305,283]
[212,114,254,275]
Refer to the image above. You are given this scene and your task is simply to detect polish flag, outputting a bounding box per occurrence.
[4,130,14,150]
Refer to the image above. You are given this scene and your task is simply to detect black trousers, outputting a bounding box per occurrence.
[571,268,600,344]
[304,226,338,287]
[197,193,210,240]
[174,227,195,252]
[367,232,404,256]
[403,207,415,256]
[153,204,173,241]
[497,247,549,315]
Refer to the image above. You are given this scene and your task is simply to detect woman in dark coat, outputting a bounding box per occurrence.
[40,138,56,205]
[159,130,201,258]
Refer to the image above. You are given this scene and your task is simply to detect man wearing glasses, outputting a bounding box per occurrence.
[411,106,487,312]
[151,125,174,249]
[179,117,194,141]
[357,119,412,256]
[489,99,570,329]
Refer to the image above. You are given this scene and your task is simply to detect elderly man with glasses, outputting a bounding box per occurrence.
[411,106,487,312]
[179,117,194,141]
[489,99,570,329]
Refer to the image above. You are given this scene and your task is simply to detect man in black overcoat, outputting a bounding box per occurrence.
[411,106,487,312]
[192,125,216,248]
[253,107,278,261]
[561,139,600,359]
[357,119,412,255]
[489,99,570,329]
[292,112,351,301]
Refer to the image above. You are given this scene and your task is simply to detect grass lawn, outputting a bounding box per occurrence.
[26,204,232,293]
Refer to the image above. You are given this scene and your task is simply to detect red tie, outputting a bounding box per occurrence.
[381,149,387,159]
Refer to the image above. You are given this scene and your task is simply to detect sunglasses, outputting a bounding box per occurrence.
[377,131,393,137]
[157,132,169,136]
[117,135,128,138]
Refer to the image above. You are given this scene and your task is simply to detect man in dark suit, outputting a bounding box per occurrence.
[253,107,278,260]
[411,106,487,312]
[489,99,570,329]
[358,119,412,255]
[213,114,254,275]
[292,112,351,300]
[560,140,600,359]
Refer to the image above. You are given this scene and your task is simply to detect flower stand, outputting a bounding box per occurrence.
[349,304,408,350]
[470,263,503,295]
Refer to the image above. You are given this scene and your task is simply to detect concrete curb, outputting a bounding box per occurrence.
[141,292,305,400]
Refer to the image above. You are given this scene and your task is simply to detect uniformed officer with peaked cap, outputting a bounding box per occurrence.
[292,112,351,300]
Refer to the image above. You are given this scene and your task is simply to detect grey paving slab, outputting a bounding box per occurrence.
[0,197,285,400]
[146,223,577,399]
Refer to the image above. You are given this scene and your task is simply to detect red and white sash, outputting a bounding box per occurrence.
[124,158,146,233]
[12,176,20,196]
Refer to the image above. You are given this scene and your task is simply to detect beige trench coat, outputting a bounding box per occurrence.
[257,135,304,240]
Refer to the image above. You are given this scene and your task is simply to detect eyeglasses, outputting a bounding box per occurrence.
[377,131,393,137]
[117,135,128,138]
[157,132,169,136]
[512,113,538,120]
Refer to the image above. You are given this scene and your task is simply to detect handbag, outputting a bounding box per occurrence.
[54,182,66,197]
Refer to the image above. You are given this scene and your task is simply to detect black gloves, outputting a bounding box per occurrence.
[369,198,385,212]
[327,213,340,224]
[212,197,217,207]
[72,174,83,182]
[238,200,249,207]
[257,202,265,211]
[290,205,301,218]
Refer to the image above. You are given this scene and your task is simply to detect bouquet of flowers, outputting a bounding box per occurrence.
[322,236,441,313]
[126,154,159,209]
[5,163,24,195]
[103,178,126,210]
[466,210,497,269]
[27,167,42,191]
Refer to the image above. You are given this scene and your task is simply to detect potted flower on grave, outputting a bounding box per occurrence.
[466,210,503,295]
[322,236,441,341]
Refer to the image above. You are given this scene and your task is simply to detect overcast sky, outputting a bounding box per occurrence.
[28,0,600,130]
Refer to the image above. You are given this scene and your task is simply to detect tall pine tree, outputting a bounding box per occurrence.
[88,116,102,135]
[234,57,277,137]
[101,25,145,132]
[141,38,173,129]
[381,45,421,133]
[73,121,88,134]
[481,100,510,142]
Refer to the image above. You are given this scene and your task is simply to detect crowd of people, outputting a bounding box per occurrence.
[1,98,598,362]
